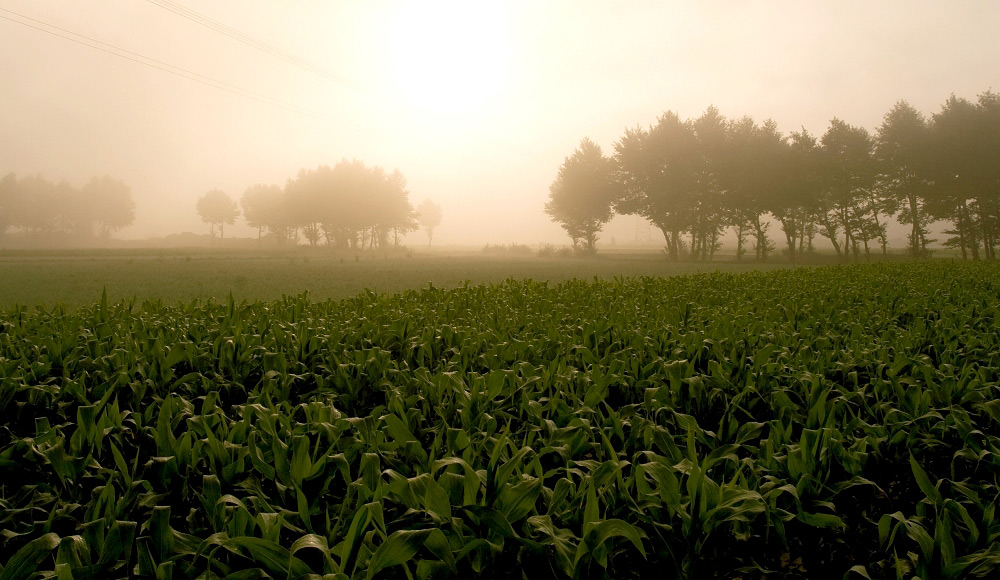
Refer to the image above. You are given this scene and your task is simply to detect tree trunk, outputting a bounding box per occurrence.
[821,216,842,257]
[869,199,887,256]
[908,192,921,257]
[778,217,796,263]
[669,229,680,261]
[735,222,747,262]
[962,202,980,260]
[753,217,768,261]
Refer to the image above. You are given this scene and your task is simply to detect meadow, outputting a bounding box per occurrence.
[0,248,796,310]
[1,256,998,579]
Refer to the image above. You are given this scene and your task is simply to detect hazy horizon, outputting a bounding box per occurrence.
[3,1,999,246]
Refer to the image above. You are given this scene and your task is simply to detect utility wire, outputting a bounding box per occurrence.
[139,0,537,160]
[144,0,362,92]
[0,7,379,133]
[3,4,535,159]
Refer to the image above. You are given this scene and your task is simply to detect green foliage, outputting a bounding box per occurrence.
[2,262,1000,579]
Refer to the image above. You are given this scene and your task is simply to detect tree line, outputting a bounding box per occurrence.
[547,91,1000,261]
[198,159,426,249]
[0,173,136,244]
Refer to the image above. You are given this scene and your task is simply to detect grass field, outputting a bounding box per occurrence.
[0,248,801,310]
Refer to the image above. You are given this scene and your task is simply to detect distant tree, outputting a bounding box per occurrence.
[722,116,785,261]
[382,169,419,247]
[284,161,417,249]
[58,180,94,239]
[546,138,616,255]
[83,175,135,238]
[688,107,729,260]
[819,119,878,259]
[284,167,329,247]
[13,174,61,235]
[196,189,239,240]
[976,90,1000,258]
[614,112,700,260]
[241,184,283,241]
[924,91,1000,259]
[771,129,823,261]
[0,173,15,238]
[416,199,443,246]
[876,100,934,257]
[265,190,297,245]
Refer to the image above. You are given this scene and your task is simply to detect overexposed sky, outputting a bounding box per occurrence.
[2,1,998,244]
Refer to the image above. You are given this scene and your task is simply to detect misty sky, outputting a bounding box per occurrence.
[2,1,999,245]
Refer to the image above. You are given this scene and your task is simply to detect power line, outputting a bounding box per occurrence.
[138,0,538,160]
[3,5,538,160]
[0,7,379,133]
[144,0,361,92]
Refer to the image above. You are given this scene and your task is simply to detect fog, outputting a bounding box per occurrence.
[2,0,999,247]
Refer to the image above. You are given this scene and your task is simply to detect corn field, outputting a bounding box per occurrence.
[2,262,999,579]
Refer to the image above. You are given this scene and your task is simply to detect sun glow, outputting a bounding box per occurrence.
[386,2,511,119]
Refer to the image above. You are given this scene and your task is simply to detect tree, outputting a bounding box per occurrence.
[83,176,135,238]
[818,119,878,259]
[196,189,239,240]
[382,169,419,247]
[241,184,283,241]
[689,106,729,260]
[283,161,418,249]
[546,138,616,254]
[771,129,823,261]
[12,174,62,235]
[723,116,786,261]
[285,167,330,247]
[0,173,15,239]
[416,199,442,246]
[876,101,933,257]
[615,113,700,260]
[925,91,1000,259]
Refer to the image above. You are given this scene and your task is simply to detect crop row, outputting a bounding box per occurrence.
[1,262,999,579]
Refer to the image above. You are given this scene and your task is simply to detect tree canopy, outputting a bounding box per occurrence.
[83,176,136,239]
[0,173,136,246]
[545,138,616,254]
[196,189,239,240]
[237,159,418,249]
[416,199,443,246]
[551,90,1000,261]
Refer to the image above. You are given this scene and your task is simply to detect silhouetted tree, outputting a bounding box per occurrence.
[382,169,419,247]
[0,173,137,246]
[13,175,63,235]
[818,119,878,259]
[284,160,417,249]
[83,175,135,238]
[615,113,700,260]
[284,168,328,246]
[0,173,15,238]
[722,116,785,261]
[196,189,239,240]
[546,138,616,254]
[599,95,1000,262]
[925,91,1000,259]
[977,90,1000,258]
[771,129,823,261]
[689,107,728,260]
[416,199,443,246]
[876,101,934,257]
[241,184,283,241]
